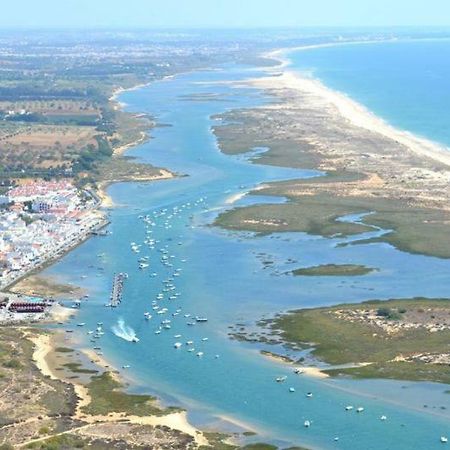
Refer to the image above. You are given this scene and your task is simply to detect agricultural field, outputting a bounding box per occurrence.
[0,123,100,170]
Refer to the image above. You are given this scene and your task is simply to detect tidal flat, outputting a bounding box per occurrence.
[213,71,450,259]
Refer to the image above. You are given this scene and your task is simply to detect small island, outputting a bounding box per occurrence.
[291,264,375,277]
[265,298,450,384]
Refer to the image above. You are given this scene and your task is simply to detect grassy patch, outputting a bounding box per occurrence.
[292,264,375,277]
[62,362,98,374]
[216,186,450,259]
[82,372,176,416]
[54,347,74,353]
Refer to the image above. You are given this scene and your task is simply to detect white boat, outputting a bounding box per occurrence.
[289,387,295,393]
[356,407,364,413]
[380,415,387,421]
[155,330,161,335]
[131,337,139,343]
[201,337,209,341]
[122,365,130,369]
[174,334,182,338]
[174,342,182,349]
[306,392,313,398]
[77,323,86,327]
[304,420,311,428]
[441,436,448,443]
[345,406,353,411]
[196,352,204,357]
[275,376,287,383]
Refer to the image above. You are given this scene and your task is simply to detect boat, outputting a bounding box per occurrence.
[131,337,139,343]
[380,415,387,421]
[196,352,204,357]
[356,407,364,413]
[201,337,209,341]
[345,406,353,411]
[155,330,161,335]
[122,365,130,369]
[275,376,287,383]
[304,420,311,428]
[77,323,86,327]
[441,436,448,443]
[174,342,182,349]
[196,317,208,323]
[174,334,182,338]
[294,368,304,374]
[289,387,295,393]
[306,392,313,398]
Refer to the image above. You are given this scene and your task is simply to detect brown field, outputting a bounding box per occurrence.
[0,99,99,115]
[0,124,100,169]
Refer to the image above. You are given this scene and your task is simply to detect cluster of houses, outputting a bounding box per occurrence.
[0,180,105,288]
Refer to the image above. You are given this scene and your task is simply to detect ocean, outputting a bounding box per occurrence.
[41,40,450,449]
[288,39,450,149]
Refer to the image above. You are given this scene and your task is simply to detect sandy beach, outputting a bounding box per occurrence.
[97,168,174,208]
[254,70,450,169]
[27,330,209,446]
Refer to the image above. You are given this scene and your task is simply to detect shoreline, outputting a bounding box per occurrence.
[28,329,209,446]
[258,47,450,170]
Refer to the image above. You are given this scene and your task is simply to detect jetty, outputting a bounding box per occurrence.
[107,273,127,307]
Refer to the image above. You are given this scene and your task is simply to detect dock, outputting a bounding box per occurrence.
[107,273,127,307]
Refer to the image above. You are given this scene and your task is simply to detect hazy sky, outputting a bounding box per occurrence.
[4,0,450,29]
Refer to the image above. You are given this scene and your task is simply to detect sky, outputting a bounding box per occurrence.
[3,0,450,29]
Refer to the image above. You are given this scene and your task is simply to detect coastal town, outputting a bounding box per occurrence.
[0,179,106,292]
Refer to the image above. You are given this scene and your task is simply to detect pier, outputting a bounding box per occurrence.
[107,273,127,307]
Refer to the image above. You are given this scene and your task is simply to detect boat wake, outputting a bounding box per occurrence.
[112,318,139,342]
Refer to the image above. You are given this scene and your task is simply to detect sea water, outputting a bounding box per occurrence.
[42,47,450,449]
[288,38,450,148]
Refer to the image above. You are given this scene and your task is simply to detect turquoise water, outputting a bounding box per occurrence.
[42,52,450,448]
[288,39,450,148]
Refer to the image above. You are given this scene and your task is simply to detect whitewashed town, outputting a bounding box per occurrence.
[0,180,106,290]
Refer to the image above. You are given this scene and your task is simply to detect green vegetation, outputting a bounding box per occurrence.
[82,372,177,416]
[215,197,371,236]
[54,347,74,353]
[292,264,375,277]
[62,362,98,374]
[216,185,450,259]
[269,298,450,383]
[25,433,86,450]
